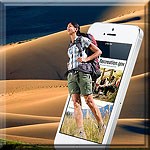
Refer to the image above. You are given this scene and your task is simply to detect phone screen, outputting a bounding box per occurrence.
[59,41,132,144]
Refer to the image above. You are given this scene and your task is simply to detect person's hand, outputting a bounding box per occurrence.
[77,57,87,63]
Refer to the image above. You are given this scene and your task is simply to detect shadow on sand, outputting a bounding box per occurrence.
[120,120,149,135]
[111,16,141,23]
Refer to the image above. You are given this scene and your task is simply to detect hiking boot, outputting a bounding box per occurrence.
[74,127,87,139]
[98,123,106,133]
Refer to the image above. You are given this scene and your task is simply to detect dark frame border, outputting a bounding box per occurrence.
[0,0,149,149]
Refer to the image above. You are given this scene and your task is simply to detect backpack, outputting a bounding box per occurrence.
[76,33,101,82]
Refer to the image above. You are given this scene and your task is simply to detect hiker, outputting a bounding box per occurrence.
[66,22,106,139]
[99,76,116,96]
[96,78,107,95]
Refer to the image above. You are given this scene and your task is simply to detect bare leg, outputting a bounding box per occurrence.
[72,94,86,138]
[84,94,104,126]
[72,94,83,128]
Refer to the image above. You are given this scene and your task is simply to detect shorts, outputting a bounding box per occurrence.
[67,71,92,95]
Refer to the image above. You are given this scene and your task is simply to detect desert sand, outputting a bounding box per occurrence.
[0,73,148,145]
[0,4,149,148]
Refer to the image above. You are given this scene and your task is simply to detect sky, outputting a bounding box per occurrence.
[6,6,111,44]
[5,2,146,44]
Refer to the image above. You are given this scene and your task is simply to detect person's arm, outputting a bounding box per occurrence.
[77,43,102,63]
[86,43,102,62]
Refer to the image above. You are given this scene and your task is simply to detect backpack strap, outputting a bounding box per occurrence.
[87,34,97,46]
[75,36,83,57]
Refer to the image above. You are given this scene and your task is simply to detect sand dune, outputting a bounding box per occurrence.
[104,9,144,23]
[3,80,67,95]
[0,73,147,145]
[0,119,147,145]
[0,7,147,80]
[6,88,68,117]
[0,123,58,140]
[101,5,146,23]
[3,73,148,120]
[3,30,70,80]
[0,112,60,128]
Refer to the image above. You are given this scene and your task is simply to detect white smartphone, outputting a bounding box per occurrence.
[54,22,143,148]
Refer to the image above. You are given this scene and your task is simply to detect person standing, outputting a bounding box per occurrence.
[66,22,106,139]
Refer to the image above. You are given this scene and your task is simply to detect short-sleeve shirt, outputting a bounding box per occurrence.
[67,36,91,70]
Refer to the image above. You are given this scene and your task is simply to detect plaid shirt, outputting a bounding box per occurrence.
[67,36,91,70]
